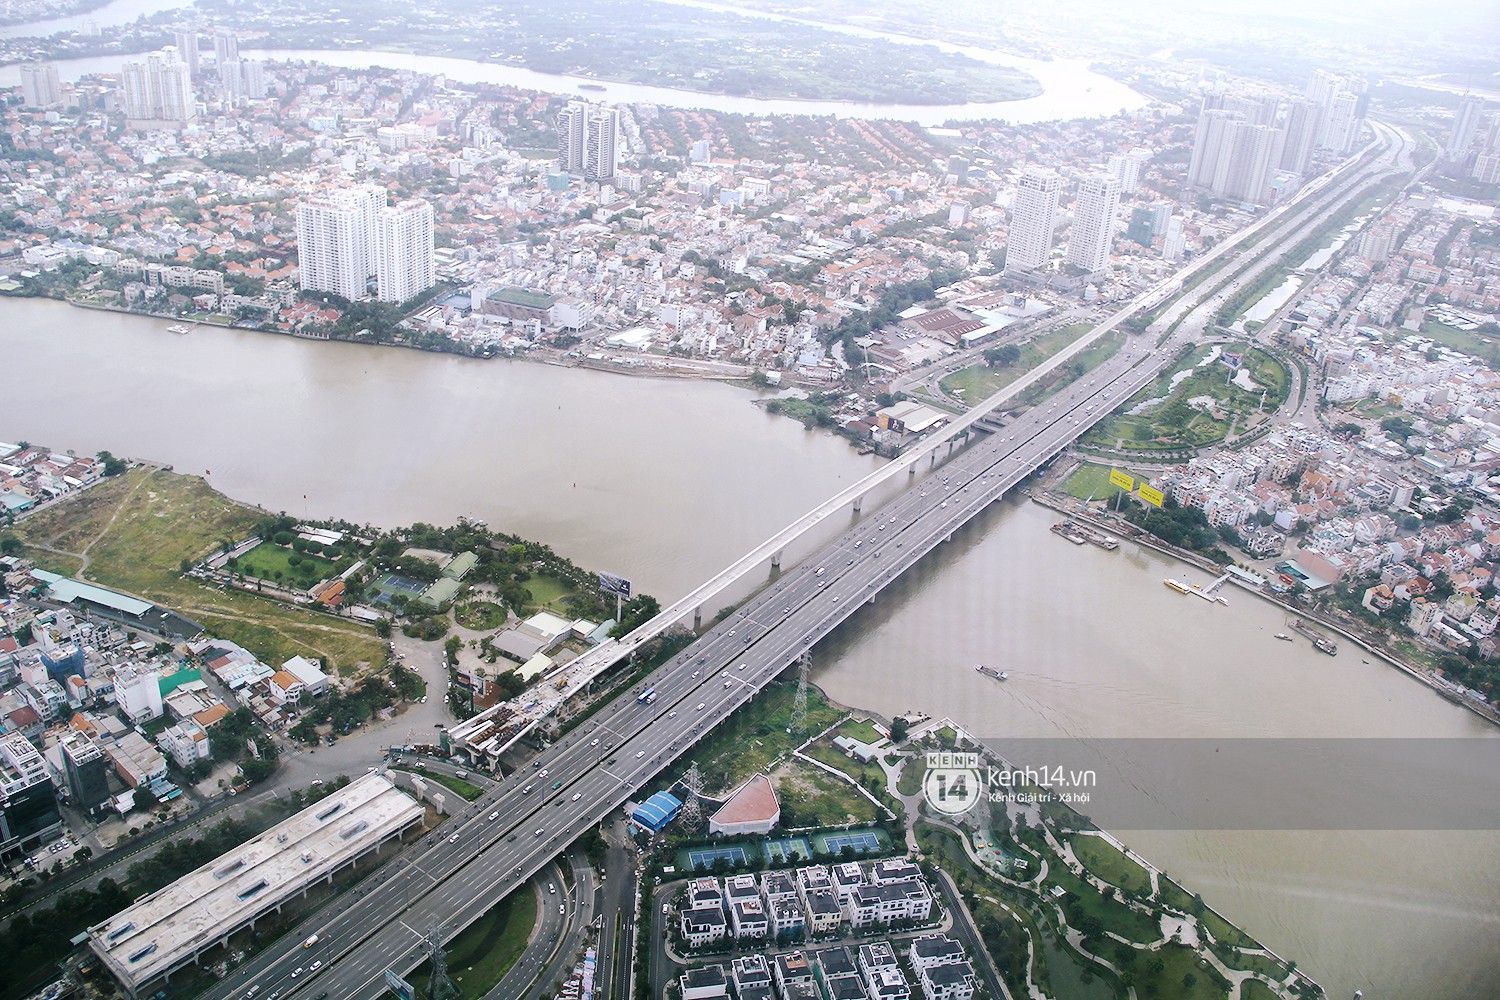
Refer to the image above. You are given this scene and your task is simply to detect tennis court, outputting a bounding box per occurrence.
[762,836,814,864]
[687,846,751,870]
[817,830,883,855]
[371,573,425,607]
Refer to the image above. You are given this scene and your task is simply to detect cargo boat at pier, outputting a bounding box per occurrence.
[1289,619,1338,655]
[1051,520,1119,550]
[1050,521,1087,545]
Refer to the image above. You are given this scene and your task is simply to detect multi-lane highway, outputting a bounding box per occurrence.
[203,124,1414,1000]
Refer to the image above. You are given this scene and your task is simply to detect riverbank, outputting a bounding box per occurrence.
[1030,490,1500,731]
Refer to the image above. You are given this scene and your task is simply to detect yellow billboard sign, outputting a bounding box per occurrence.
[1108,469,1135,492]
[1139,484,1165,508]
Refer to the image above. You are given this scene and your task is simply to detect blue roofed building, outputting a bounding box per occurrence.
[630,791,683,834]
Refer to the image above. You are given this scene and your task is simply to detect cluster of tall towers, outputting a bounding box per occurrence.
[1006,167,1123,276]
[556,102,621,181]
[1187,69,1367,206]
[1446,94,1500,184]
[296,186,436,304]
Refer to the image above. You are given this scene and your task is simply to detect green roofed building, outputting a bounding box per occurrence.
[441,551,478,580]
[478,286,556,323]
[418,576,461,609]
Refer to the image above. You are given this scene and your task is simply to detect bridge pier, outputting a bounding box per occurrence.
[909,466,916,476]
[852,495,863,513]
[693,606,702,630]
[770,549,783,570]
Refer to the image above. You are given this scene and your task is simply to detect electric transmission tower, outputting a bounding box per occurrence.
[426,924,458,1000]
[679,762,704,829]
[790,652,810,734]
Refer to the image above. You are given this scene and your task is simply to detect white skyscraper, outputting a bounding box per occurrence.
[375,199,436,304]
[1278,99,1321,175]
[241,60,267,100]
[18,62,62,107]
[1305,69,1366,153]
[221,59,243,102]
[585,106,620,181]
[1447,95,1485,159]
[1187,108,1239,189]
[1067,174,1121,275]
[173,31,200,78]
[1212,121,1279,204]
[1106,149,1149,195]
[213,28,239,68]
[1189,105,1279,205]
[119,48,197,129]
[1006,167,1062,273]
[557,101,588,173]
[296,185,388,301]
[558,102,621,180]
[1321,91,1362,155]
[1162,216,1185,262]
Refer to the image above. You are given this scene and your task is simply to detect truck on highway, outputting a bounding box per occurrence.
[637,688,657,704]
[303,935,319,948]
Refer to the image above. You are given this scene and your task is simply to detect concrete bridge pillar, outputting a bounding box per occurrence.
[852,495,863,513]
[770,549,783,570]
[693,606,703,630]
[909,465,917,476]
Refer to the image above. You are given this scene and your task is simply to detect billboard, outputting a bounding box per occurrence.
[1108,469,1135,492]
[1139,485,1165,508]
[598,572,632,599]
[385,970,415,1000]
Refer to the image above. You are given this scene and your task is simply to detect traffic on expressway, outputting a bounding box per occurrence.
[207,124,1414,1000]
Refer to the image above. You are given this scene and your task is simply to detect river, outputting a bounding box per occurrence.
[0,0,1144,125]
[1,298,1497,998]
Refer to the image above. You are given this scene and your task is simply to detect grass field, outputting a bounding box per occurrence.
[940,323,1096,401]
[1117,942,1232,1000]
[1218,949,1288,980]
[522,574,573,611]
[1069,834,1152,895]
[1160,876,1197,913]
[1084,343,1287,453]
[409,889,537,1000]
[1045,860,1162,945]
[1419,320,1499,360]
[779,759,880,827]
[896,756,926,796]
[1060,463,1134,502]
[12,467,385,674]
[394,766,483,800]
[802,738,895,810]
[455,600,508,630]
[690,682,843,795]
[234,541,337,590]
[837,718,883,744]
[1240,980,1280,1000]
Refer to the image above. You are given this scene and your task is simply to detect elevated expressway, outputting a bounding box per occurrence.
[205,124,1412,1000]
[446,120,1408,768]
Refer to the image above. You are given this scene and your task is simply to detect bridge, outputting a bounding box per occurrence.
[446,120,1405,767]
[197,124,1414,1000]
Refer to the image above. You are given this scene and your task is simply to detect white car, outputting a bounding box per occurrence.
[571,792,582,801]
[635,750,646,759]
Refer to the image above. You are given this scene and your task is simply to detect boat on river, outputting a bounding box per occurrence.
[976,664,1008,681]
[1164,578,1191,594]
